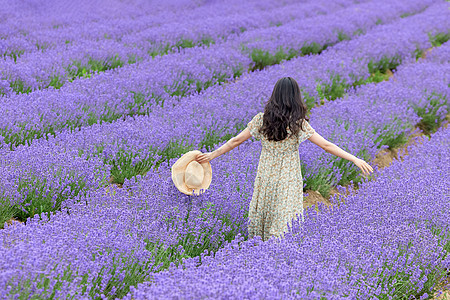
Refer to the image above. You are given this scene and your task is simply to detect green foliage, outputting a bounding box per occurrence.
[155,138,195,168]
[200,37,215,47]
[303,64,393,111]
[0,198,15,229]
[302,165,333,198]
[148,46,167,58]
[1,124,41,149]
[353,28,364,36]
[0,114,84,150]
[372,119,409,149]
[47,75,64,89]
[429,32,450,47]
[3,252,162,299]
[149,37,215,58]
[66,55,124,83]
[126,92,157,117]
[164,80,187,97]
[413,93,448,135]
[164,70,231,97]
[106,136,195,185]
[336,147,371,187]
[5,54,128,95]
[337,31,351,42]
[316,74,347,101]
[232,65,244,79]
[2,172,96,224]
[10,79,32,94]
[4,49,25,62]
[127,54,138,64]
[2,91,159,149]
[35,42,50,51]
[174,206,243,267]
[250,47,298,70]
[300,42,325,56]
[109,150,159,185]
[353,70,392,88]
[400,12,413,18]
[414,47,425,61]
[368,55,401,74]
[269,21,283,27]
[175,39,195,49]
[0,67,236,149]
[399,6,428,20]
[301,90,317,111]
[199,123,245,152]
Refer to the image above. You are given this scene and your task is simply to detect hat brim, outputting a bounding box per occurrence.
[171,150,212,196]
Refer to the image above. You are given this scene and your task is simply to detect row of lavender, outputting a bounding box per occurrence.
[0,0,213,38]
[0,0,370,95]
[0,0,393,149]
[0,140,262,299]
[0,40,448,299]
[1,0,315,58]
[0,0,446,152]
[22,3,449,182]
[125,124,450,299]
[0,0,299,59]
[0,7,448,226]
[1,50,448,297]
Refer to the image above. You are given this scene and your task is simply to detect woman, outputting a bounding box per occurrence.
[196,77,373,242]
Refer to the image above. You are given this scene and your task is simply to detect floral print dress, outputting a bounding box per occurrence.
[246,112,316,242]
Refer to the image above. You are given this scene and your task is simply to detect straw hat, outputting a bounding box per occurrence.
[171,150,212,196]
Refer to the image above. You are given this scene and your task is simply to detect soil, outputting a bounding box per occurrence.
[4,218,24,227]
[371,130,426,169]
[432,275,450,300]
[303,189,332,210]
[421,47,434,59]
[108,176,123,188]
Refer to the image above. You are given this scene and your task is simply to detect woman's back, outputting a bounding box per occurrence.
[247,112,315,155]
[246,111,316,242]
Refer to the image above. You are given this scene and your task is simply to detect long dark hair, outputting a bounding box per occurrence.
[258,77,309,142]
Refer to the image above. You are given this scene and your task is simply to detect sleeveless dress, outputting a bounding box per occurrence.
[246,112,316,242]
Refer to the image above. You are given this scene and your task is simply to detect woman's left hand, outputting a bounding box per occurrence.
[196,152,215,163]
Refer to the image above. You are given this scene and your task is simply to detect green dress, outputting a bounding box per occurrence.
[246,112,316,241]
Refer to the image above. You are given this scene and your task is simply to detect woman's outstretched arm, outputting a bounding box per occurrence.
[196,128,252,163]
[307,132,374,175]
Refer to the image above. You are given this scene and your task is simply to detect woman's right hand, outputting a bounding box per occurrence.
[196,152,215,164]
[353,158,374,176]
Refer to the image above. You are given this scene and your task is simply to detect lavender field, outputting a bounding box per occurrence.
[1,0,449,299]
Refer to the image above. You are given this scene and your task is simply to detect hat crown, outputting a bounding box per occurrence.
[185,161,204,189]
[171,150,212,196]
